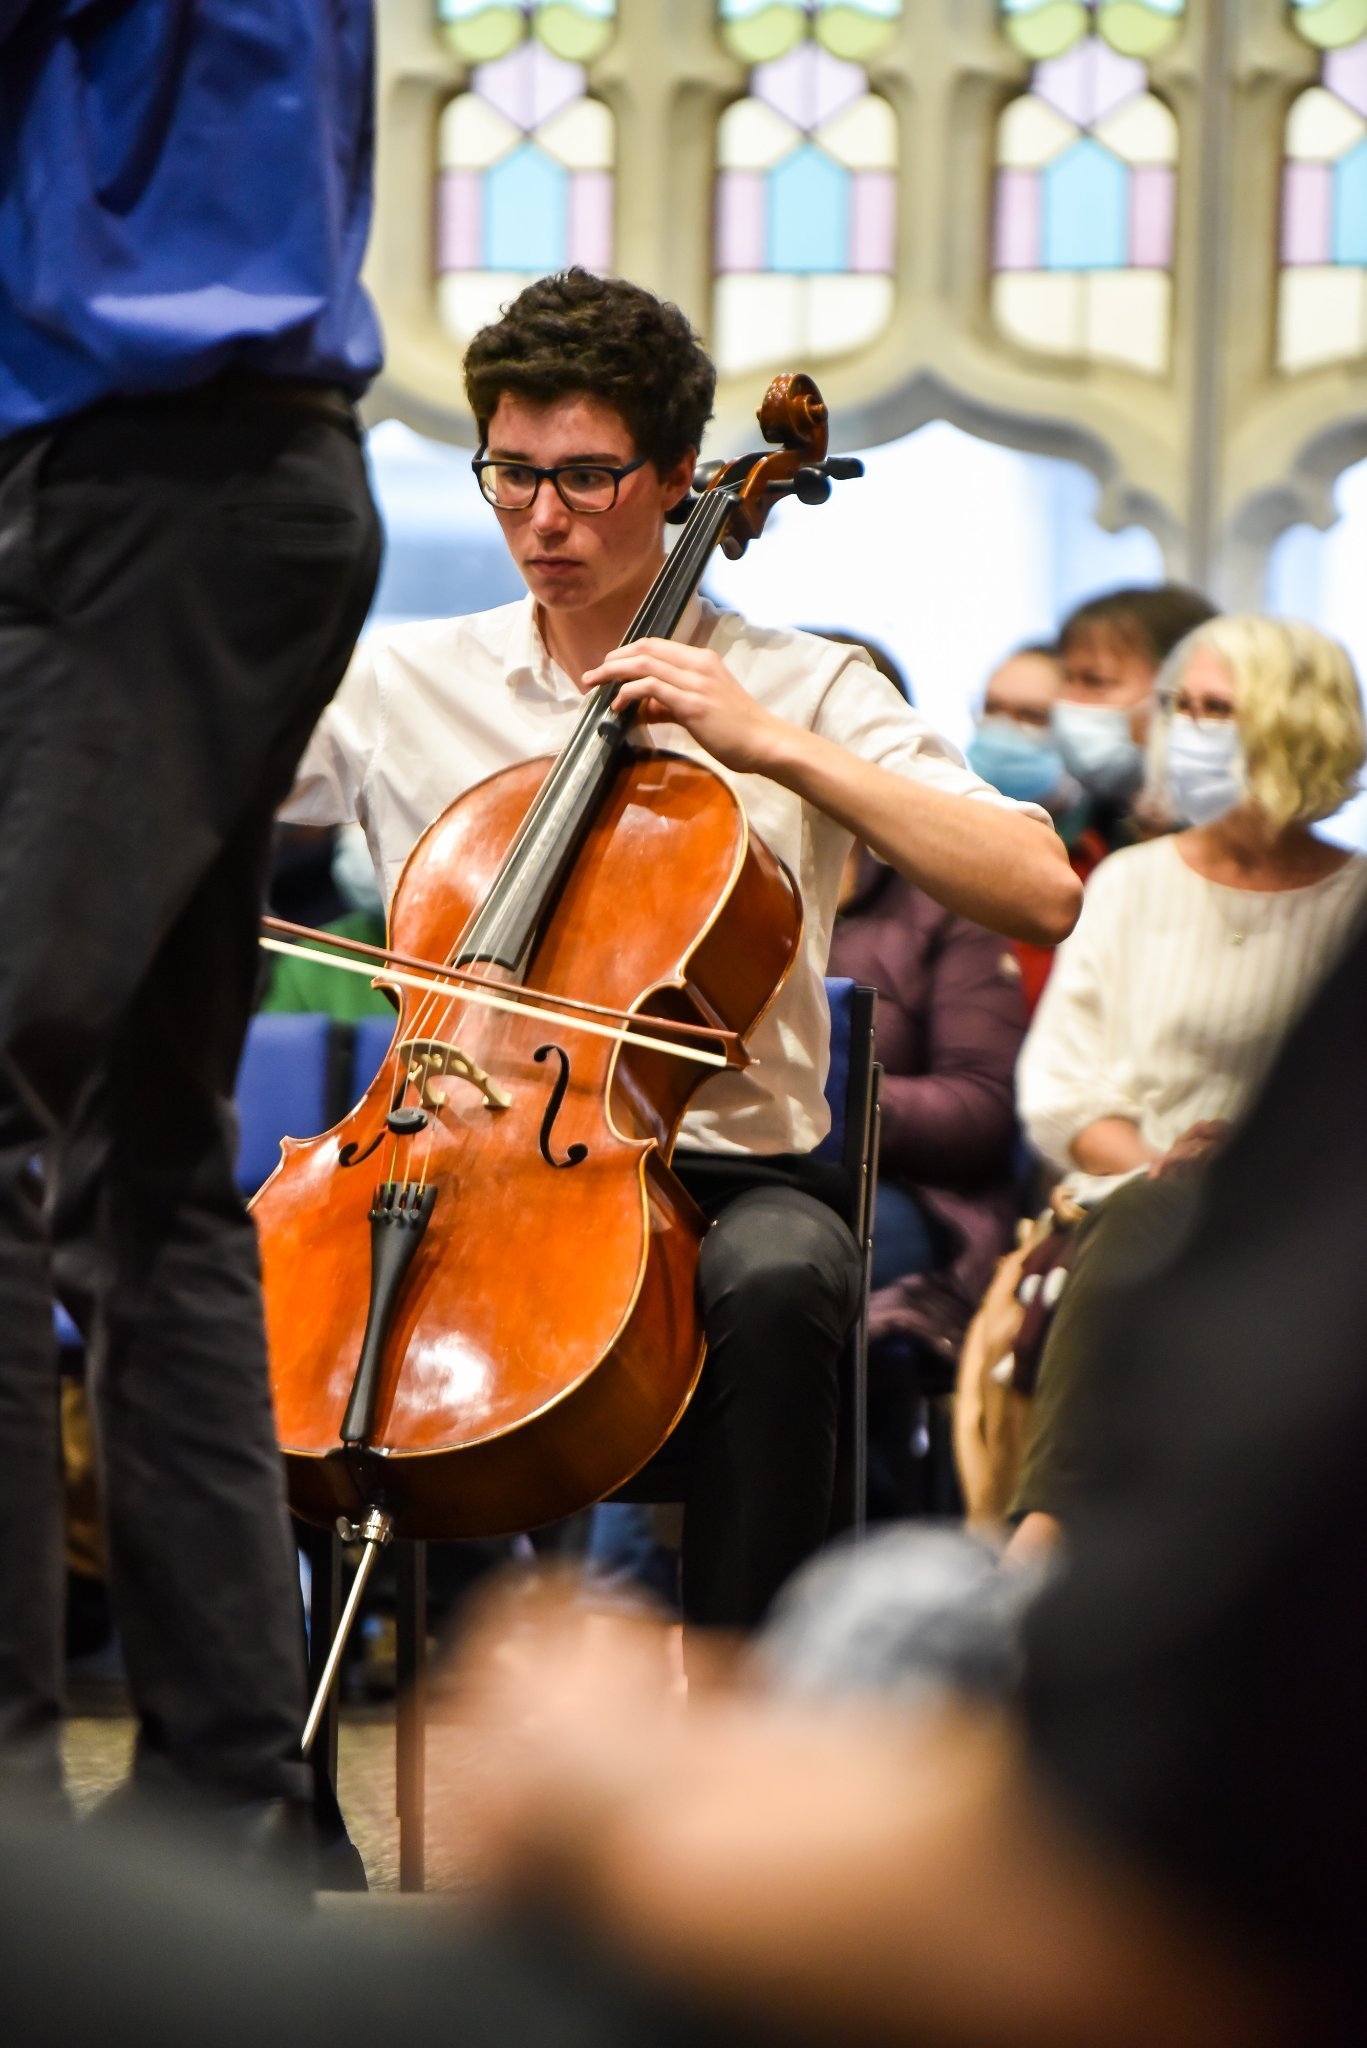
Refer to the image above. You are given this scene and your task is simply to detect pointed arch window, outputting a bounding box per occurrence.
[434,0,616,347]
[1279,3,1367,371]
[992,0,1183,375]
[712,0,900,377]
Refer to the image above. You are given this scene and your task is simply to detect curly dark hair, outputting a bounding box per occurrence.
[463,269,716,474]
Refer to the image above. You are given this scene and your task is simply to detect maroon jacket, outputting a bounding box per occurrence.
[827,853,1027,1362]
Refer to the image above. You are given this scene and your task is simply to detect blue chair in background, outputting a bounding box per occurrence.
[233,1012,343,1197]
[350,1011,398,1108]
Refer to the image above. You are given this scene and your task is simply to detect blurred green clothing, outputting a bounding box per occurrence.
[259,909,393,1021]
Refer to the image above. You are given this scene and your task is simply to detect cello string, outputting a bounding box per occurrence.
[371,479,740,1178]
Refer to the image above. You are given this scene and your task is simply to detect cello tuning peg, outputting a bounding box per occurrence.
[664,493,698,526]
[793,466,832,506]
[823,456,864,480]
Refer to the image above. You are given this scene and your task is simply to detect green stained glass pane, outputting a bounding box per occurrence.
[441,7,525,61]
[1293,0,1367,48]
[535,2,614,58]
[1098,0,1183,54]
[1003,2,1089,61]
[722,2,806,62]
[815,4,898,60]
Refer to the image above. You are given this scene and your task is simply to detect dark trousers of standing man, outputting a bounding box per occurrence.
[0,382,382,1809]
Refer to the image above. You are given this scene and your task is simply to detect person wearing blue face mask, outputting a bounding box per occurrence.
[969,647,1103,1014]
[968,646,1086,822]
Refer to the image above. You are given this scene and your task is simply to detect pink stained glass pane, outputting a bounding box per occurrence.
[568,170,613,269]
[994,166,1041,270]
[437,169,483,271]
[474,41,584,131]
[850,170,896,271]
[1129,164,1174,267]
[1034,38,1145,129]
[1325,40,1367,121]
[1281,160,1333,265]
[715,169,766,271]
[753,42,864,131]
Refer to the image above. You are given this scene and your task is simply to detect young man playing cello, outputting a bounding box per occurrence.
[285,268,1079,1630]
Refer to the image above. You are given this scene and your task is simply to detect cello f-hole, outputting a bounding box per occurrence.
[534,1043,589,1169]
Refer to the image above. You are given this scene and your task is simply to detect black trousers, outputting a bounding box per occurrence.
[638,1154,863,1632]
[0,385,382,1804]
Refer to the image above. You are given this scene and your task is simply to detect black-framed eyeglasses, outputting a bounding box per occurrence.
[471,447,648,514]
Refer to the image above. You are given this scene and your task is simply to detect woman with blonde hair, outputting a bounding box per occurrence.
[1019,615,1367,1188]
[966,618,1367,1550]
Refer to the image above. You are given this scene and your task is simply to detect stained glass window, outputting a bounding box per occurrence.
[713,0,900,377]
[435,0,615,348]
[992,1,1182,375]
[1279,7,1367,372]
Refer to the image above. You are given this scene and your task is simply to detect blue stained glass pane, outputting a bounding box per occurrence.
[486,145,568,269]
[1042,137,1129,269]
[1332,139,1367,265]
[768,145,849,271]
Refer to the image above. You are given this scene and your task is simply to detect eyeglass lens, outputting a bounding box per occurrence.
[479,463,620,512]
[1172,694,1237,726]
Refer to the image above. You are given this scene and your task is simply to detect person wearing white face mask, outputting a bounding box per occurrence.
[1052,584,1217,835]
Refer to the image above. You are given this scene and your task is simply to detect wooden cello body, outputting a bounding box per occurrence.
[256,748,799,1539]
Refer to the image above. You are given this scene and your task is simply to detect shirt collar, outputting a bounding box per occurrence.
[505,590,711,702]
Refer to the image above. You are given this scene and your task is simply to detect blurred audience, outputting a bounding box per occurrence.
[1020,614,1366,1188]
[991,617,1367,1553]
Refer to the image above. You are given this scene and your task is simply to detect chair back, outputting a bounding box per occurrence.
[815,978,879,1247]
[234,1013,339,1196]
[352,1012,399,1104]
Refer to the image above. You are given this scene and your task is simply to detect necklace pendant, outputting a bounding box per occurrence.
[1230,930,1245,945]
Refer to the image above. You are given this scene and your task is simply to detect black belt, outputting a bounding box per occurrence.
[216,371,359,427]
[77,370,360,431]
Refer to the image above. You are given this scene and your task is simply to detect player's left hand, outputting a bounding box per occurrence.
[583,639,787,776]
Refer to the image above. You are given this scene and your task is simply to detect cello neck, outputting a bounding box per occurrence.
[453,485,738,977]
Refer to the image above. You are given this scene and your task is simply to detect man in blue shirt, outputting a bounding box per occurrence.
[0,1,383,1859]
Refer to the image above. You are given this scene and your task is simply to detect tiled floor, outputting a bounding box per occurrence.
[62,1707,489,1894]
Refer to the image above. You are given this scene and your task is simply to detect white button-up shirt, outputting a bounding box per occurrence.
[285,594,1038,1156]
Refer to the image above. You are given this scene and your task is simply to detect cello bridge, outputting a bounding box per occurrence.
[399,1037,511,1113]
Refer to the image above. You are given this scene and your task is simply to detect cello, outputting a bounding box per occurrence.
[252,374,861,1725]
